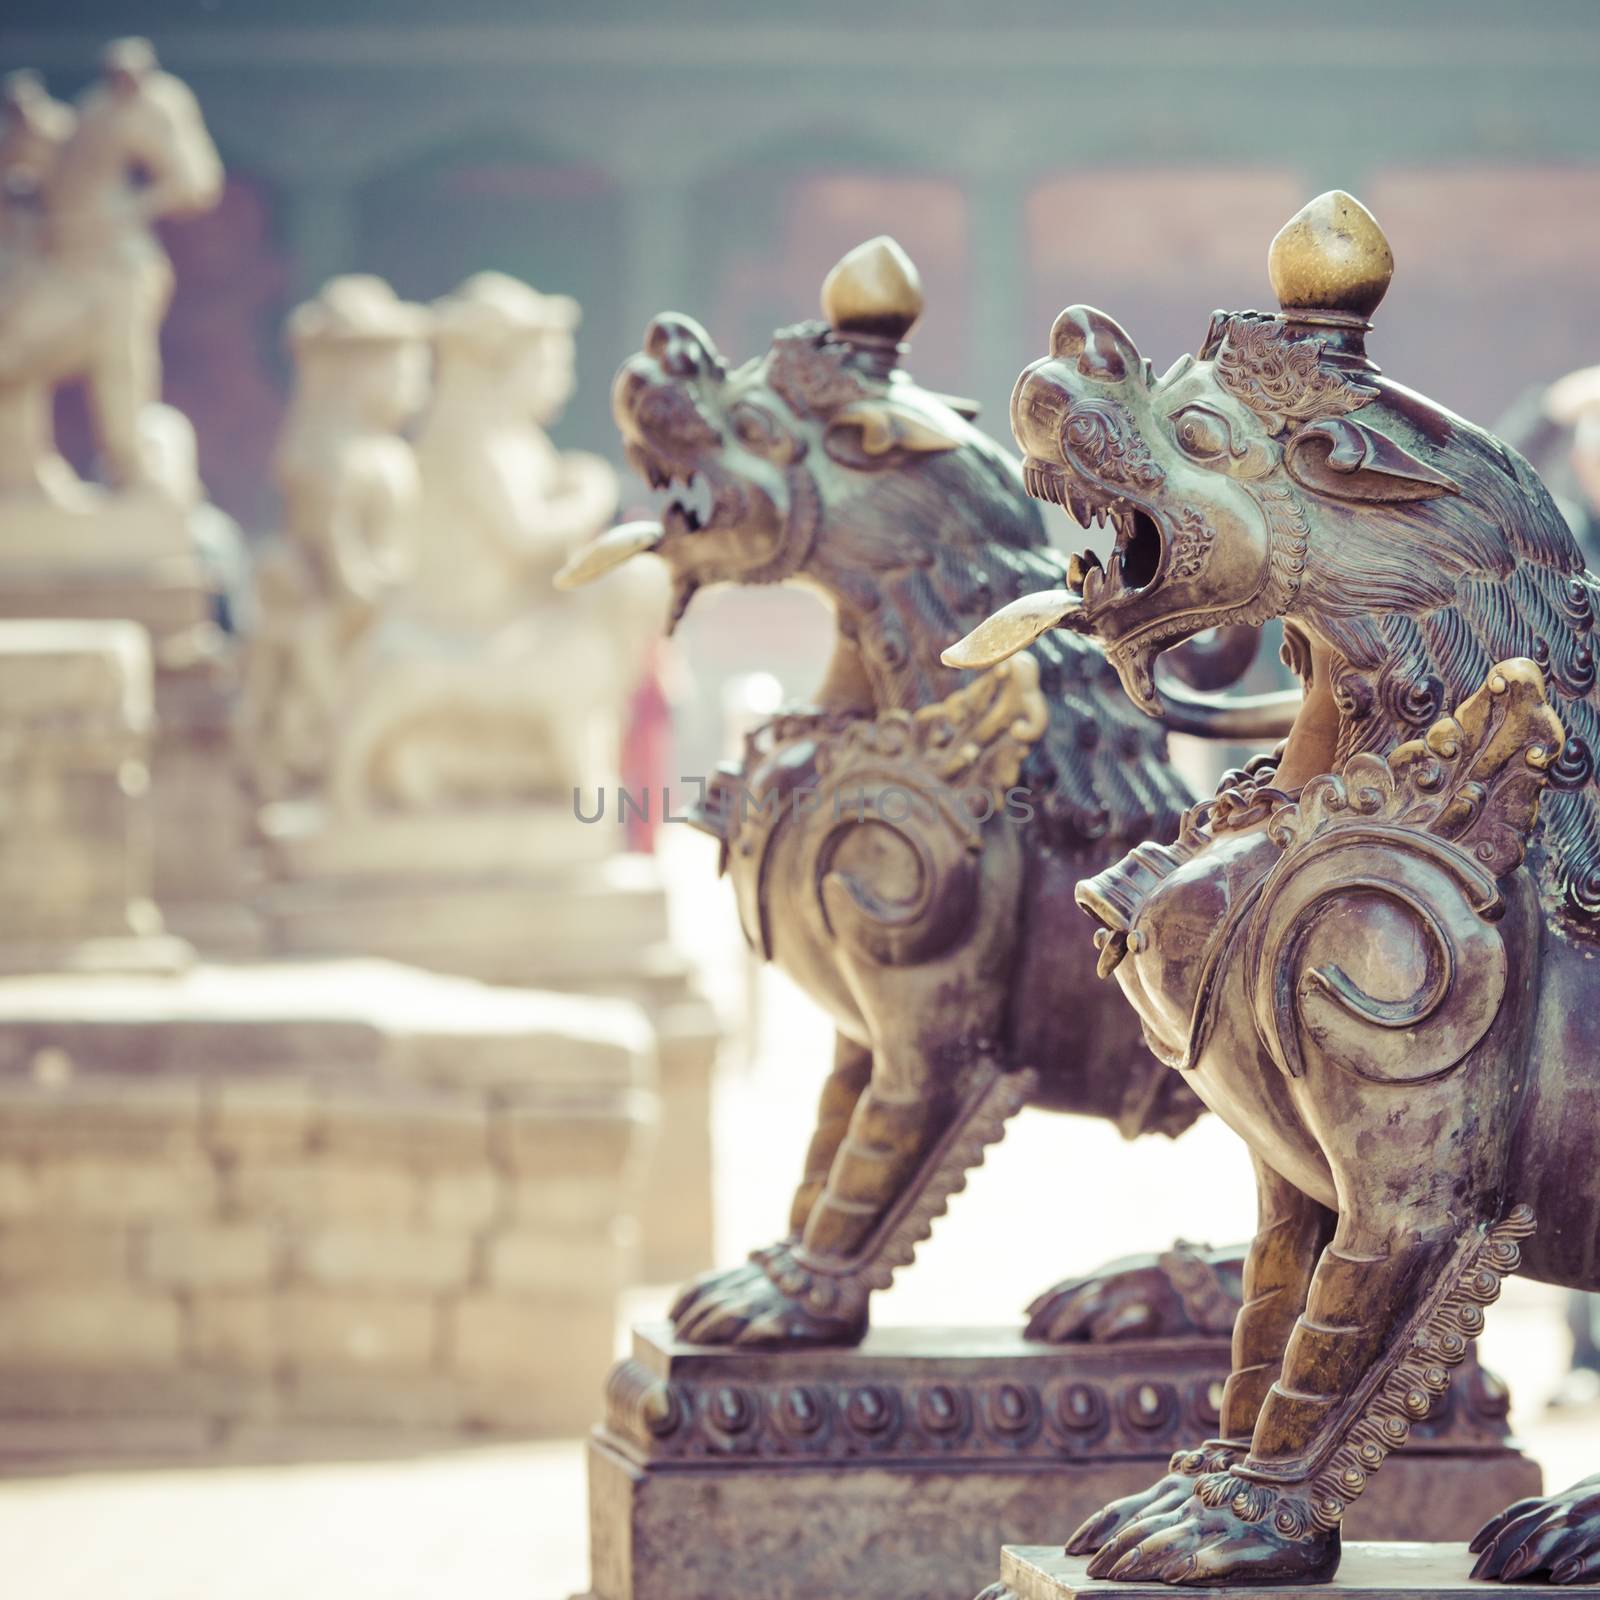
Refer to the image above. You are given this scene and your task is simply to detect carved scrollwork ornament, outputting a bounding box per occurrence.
[1211,317,1379,436]
[1247,660,1563,1083]
[1170,1438,1248,1478]
[797,657,1047,968]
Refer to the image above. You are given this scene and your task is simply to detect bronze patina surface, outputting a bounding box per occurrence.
[946,191,1600,1585]
[559,238,1299,1351]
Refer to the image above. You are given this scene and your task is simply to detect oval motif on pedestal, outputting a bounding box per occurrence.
[981,1381,1041,1447]
[842,1383,901,1447]
[1120,1378,1179,1433]
[641,1380,685,1438]
[702,1383,761,1451]
[915,1382,972,1442]
[771,1384,831,1444]
[1047,1379,1109,1447]
[1186,1375,1225,1432]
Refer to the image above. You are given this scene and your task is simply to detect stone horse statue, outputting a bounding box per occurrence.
[0,38,222,503]
[948,192,1600,1586]
[558,237,1298,1348]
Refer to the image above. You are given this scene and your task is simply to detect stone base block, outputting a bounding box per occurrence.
[0,497,211,647]
[587,1326,1543,1600]
[0,958,658,1448]
[995,1542,1544,1600]
[158,900,262,959]
[257,840,725,1280]
[0,489,199,567]
[259,845,674,985]
[257,800,612,882]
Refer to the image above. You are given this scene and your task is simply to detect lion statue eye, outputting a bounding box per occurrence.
[1170,404,1234,462]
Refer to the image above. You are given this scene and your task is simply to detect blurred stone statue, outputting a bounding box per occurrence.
[0,72,69,269]
[326,270,656,815]
[251,275,719,1286]
[0,71,75,502]
[0,38,223,506]
[0,43,254,952]
[412,271,615,610]
[241,275,429,802]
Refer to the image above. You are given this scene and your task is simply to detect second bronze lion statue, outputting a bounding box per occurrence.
[559,238,1295,1349]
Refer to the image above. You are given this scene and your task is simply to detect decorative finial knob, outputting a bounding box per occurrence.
[1268,191,1393,321]
[821,235,924,341]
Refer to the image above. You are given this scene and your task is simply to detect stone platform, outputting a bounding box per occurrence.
[0,958,657,1442]
[0,492,218,664]
[587,1326,1542,1600]
[257,810,721,1282]
[256,812,682,992]
[0,502,259,957]
[994,1543,1539,1600]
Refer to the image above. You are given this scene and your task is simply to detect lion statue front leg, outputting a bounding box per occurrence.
[1067,1159,1333,1572]
[669,1032,875,1347]
[1075,664,1557,1585]
[1083,1175,1535,1586]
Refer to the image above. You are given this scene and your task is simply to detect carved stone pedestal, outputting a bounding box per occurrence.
[258,808,672,982]
[992,1543,1544,1600]
[258,816,720,1282]
[587,1327,1541,1600]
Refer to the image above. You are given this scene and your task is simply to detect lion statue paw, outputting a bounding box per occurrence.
[1027,1242,1243,1344]
[1471,1475,1600,1583]
[668,1243,868,1348]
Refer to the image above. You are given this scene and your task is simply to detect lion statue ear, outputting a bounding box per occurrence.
[1284,416,1460,503]
[824,398,962,466]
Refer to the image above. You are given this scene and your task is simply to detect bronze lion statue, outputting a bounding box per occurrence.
[949,191,1600,1585]
[558,238,1297,1349]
